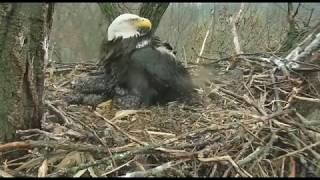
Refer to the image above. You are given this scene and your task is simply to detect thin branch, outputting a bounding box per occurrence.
[230,3,245,55]
[293,3,301,18]
[273,141,320,160]
[94,111,148,146]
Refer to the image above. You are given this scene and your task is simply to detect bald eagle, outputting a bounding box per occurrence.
[98,13,195,108]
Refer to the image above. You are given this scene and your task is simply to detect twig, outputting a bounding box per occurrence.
[122,160,187,177]
[239,124,265,145]
[101,158,136,176]
[270,68,282,111]
[216,87,267,116]
[238,147,264,166]
[230,3,245,54]
[293,3,301,18]
[289,133,320,160]
[286,32,320,66]
[198,155,252,177]
[68,113,118,169]
[0,141,31,152]
[273,141,320,160]
[196,12,215,64]
[196,30,210,64]
[0,169,14,177]
[0,140,109,154]
[45,100,72,124]
[94,111,148,146]
[305,8,314,27]
[293,95,320,103]
[260,109,294,121]
[47,144,160,177]
[16,129,63,141]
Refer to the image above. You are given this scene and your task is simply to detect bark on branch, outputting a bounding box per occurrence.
[231,3,245,55]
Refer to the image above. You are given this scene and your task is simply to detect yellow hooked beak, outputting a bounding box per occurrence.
[134,17,152,31]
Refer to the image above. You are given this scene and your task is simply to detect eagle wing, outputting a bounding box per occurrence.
[129,46,194,98]
[98,36,141,68]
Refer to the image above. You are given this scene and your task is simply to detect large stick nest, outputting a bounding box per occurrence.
[1,52,320,177]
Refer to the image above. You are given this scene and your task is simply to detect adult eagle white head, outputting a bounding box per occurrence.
[108,13,152,41]
[98,13,196,108]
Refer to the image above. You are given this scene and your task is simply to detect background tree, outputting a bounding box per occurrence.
[98,3,169,33]
[0,3,54,142]
[279,3,302,53]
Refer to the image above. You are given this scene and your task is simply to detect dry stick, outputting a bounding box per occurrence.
[196,30,210,64]
[45,100,72,124]
[217,87,267,116]
[16,129,62,141]
[288,32,320,63]
[238,147,264,167]
[198,156,252,178]
[277,115,320,134]
[183,46,187,66]
[231,3,245,55]
[47,144,159,177]
[293,95,320,103]
[196,12,215,64]
[101,158,136,176]
[270,68,282,111]
[0,169,14,177]
[290,133,320,160]
[0,140,108,153]
[227,3,245,71]
[217,87,304,133]
[260,108,294,121]
[68,114,107,147]
[222,136,255,177]
[295,111,320,126]
[239,124,265,145]
[0,139,137,155]
[209,163,218,177]
[273,141,320,160]
[45,122,257,177]
[122,160,188,177]
[236,127,264,173]
[0,141,31,152]
[0,169,31,177]
[44,121,255,177]
[94,111,147,146]
[248,133,279,172]
[68,114,118,169]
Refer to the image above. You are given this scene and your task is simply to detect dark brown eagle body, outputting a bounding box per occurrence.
[66,13,196,109]
[98,33,195,108]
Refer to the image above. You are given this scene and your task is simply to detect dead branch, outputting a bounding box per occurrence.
[45,100,72,124]
[198,156,252,177]
[270,68,282,111]
[122,160,187,177]
[196,12,214,65]
[230,3,245,55]
[16,129,63,141]
[94,111,148,146]
[273,141,320,160]
[0,141,31,152]
[287,32,320,66]
[101,158,136,176]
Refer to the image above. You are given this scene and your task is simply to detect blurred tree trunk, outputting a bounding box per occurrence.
[139,3,169,33]
[0,3,54,142]
[98,3,169,33]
